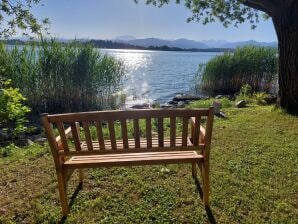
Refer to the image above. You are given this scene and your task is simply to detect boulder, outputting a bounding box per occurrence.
[160,103,173,108]
[173,94,201,102]
[0,130,10,141]
[34,137,47,145]
[168,100,178,105]
[130,103,151,109]
[177,101,186,108]
[212,101,222,115]
[264,95,277,105]
[235,100,246,108]
[215,95,224,99]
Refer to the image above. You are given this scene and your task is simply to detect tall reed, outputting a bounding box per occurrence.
[0,40,125,113]
[196,46,278,95]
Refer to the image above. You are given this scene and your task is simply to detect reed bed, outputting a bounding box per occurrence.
[0,40,125,113]
[197,46,278,95]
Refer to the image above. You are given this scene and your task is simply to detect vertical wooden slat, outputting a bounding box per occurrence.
[193,116,201,146]
[134,119,140,148]
[82,121,93,150]
[158,118,164,147]
[71,122,81,151]
[95,121,105,150]
[182,117,189,146]
[121,119,129,149]
[170,117,176,147]
[146,118,152,148]
[56,122,69,152]
[108,120,117,150]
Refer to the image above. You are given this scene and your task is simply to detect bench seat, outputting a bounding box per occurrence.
[64,150,203,168]
[80,137,194,150]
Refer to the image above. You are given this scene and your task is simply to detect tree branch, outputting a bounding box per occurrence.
[243,0,278,15]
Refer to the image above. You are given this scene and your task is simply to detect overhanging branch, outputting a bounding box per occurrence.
[242,0,277,15]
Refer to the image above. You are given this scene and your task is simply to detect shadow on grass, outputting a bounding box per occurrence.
[58,182,82,224]
[194,176,217,224]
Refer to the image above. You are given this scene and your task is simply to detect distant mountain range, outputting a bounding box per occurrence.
[114,36,277,49]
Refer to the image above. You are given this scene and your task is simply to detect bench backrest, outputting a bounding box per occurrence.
[42,108,214,167]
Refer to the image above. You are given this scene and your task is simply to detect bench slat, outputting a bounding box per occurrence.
[108,120,117,150]
[121,120,129,149]
[146,118,152,148]
[158,118,164,147]
[193,116,201,146]
[56,122,69,152]
[70,122,81,151]
[182,117,189,146]
[64,151,203,168]
[95,121,105,150]
[47,109,210,123]
[82,121,93,151]
[134,119,140,148]
[170,117,176,147]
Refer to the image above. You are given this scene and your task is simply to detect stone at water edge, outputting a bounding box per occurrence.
[34,137,47,145]
[173,94,201,102]
[235,100,246,108]
[212,101,222,115]
[130,103,152,109]
[215,95,224,99]
[168,100,178,105]
[264,95,277,105]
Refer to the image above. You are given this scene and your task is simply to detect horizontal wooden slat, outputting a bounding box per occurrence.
[64,151,203,168]
[58,138,205,157]
[47,109,209,123]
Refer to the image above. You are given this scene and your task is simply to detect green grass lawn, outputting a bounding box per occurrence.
[0,105,297,223]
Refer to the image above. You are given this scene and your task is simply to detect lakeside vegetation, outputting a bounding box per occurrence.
[196,46,278,95]
[1,102,297,223]
[0,40,125,114]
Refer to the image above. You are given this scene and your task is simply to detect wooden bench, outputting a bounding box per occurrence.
[41,108,214,215]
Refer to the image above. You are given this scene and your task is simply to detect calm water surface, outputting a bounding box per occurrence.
[101,49,222,105]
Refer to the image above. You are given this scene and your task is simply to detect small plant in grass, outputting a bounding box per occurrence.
[0,79,31,141]
[254,92,270,105]
[187,97,233,109]
[236,84,254,103]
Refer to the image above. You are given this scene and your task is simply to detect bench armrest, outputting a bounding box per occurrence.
[190,117,206,144]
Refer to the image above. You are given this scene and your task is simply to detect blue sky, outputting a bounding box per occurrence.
[33,0,277,42]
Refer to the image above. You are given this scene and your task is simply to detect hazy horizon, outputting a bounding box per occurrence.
[29,0,277,42]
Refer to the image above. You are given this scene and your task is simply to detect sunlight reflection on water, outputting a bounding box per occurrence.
[101,49,221,104]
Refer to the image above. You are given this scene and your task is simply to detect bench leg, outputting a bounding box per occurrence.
[202,162,210,207]
[192,163,197,177]
[78,169,83,185]
[56,170,69,216]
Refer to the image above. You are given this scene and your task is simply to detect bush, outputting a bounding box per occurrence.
[0,79,31,139]
[197,46,278,95]
[0,39,125,113]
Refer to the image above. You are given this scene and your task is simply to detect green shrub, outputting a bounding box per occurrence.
[0,39,125,113]
[197,46,278,95]
[0,79,31,138]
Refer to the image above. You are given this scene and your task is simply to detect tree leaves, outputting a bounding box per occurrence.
[136,0,264,29]
[0,0,49,39]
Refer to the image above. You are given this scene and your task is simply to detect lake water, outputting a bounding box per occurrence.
[101,49,222,105]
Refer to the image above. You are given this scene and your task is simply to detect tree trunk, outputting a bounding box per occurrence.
[272,3,298,114]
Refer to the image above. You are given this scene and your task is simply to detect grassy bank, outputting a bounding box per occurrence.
[1,105,297,223]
